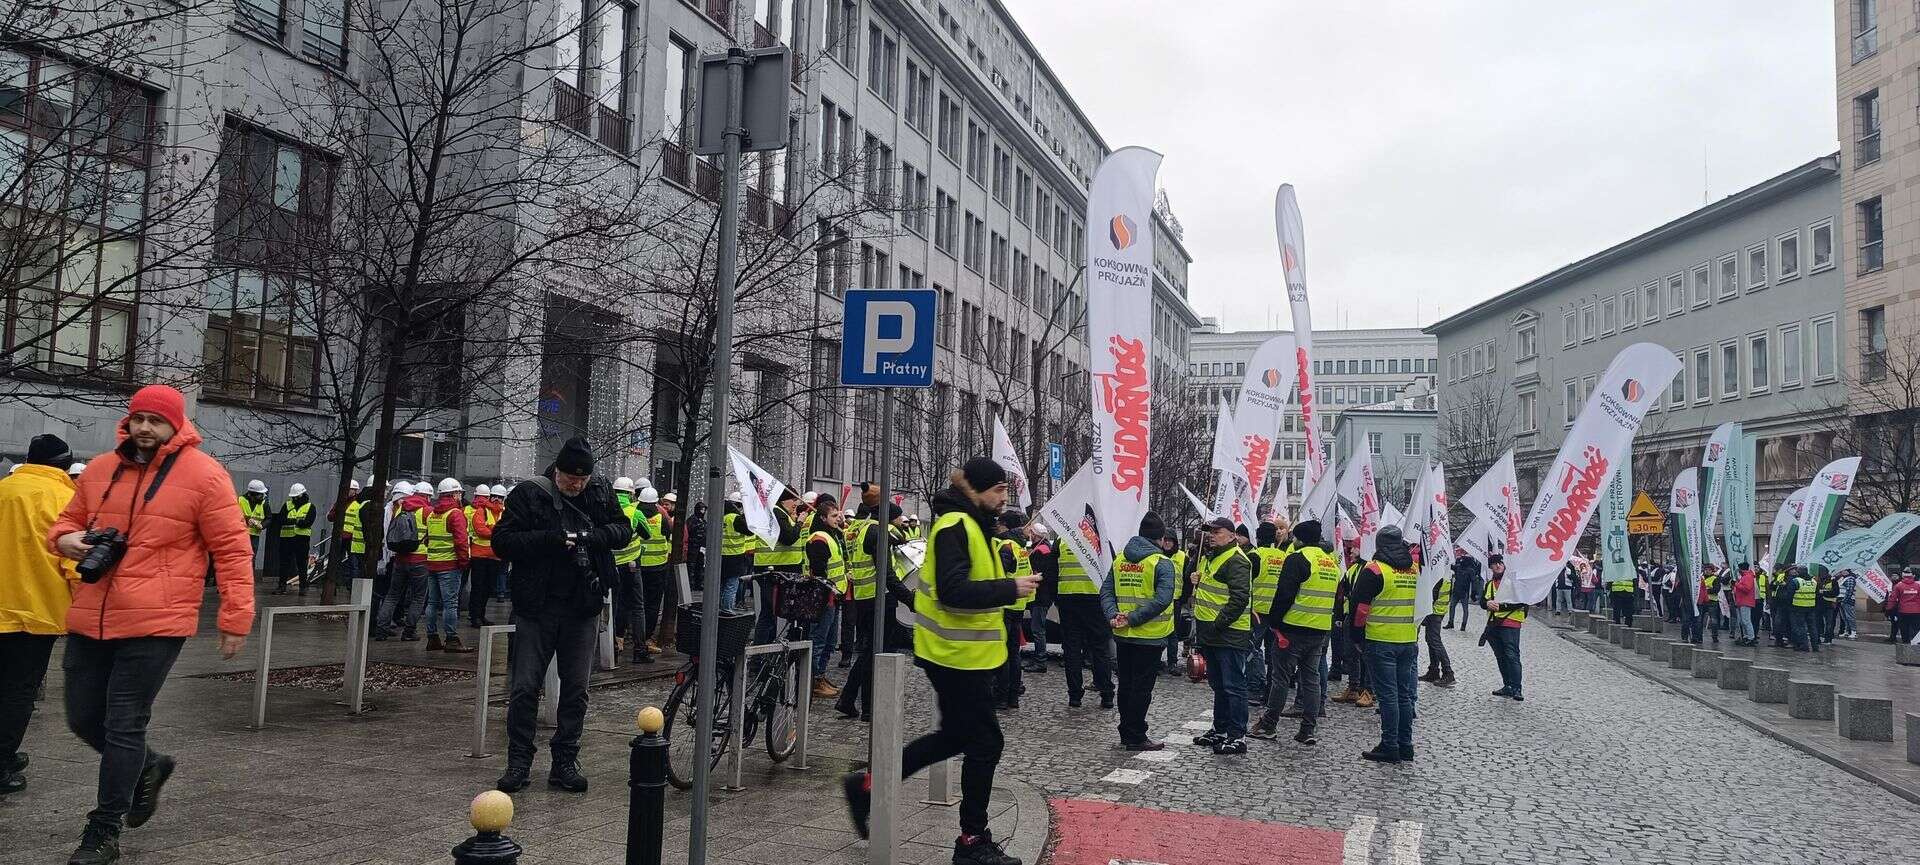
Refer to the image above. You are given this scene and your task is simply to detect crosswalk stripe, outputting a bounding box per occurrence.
[1343,814,1378,865]
[1388,820,1424,865]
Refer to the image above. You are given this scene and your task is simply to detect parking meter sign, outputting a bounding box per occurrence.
[840,289,935,389]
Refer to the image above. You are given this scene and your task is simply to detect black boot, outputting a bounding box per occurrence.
[66,825,119,865]
[1294,719,1318,746]
[952,833,1021,865]
[548,760,588,792]
[496,764,530,793]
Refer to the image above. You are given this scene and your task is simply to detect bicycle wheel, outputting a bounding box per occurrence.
[664,671,734,790]
[763,654,800,763]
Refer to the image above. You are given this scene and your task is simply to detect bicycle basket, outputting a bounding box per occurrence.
[675,603,757,661]
[775,575,833,624]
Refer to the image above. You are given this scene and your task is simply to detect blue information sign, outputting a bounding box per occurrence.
[1048,443,1065,480]
[839,289,936,388]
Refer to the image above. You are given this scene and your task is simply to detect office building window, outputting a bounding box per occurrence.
[1367,432,1382,456]
[237,0,286,41]
[934,190,956,254]
[936,93,961,159]
[1852,0,1878,62]
[301,0,347,66]
[1692,347,1711,405]
[904,60,930,131]
[1720,341,1739,398]
[1746,243,1767,290]
[1669,357,1686,408]
[824,0,857,68]
[1402,433,1422,457]
[1564,380,1578,427]
[1518,391,1537,432]
[1641,282,1659,323]
[1561,308,1576,347]
[866,24,896,104]
[1690,263,1710,306]
[1811,219,1834,271]
[1862,306,1887,380]
[1666,273,1684,314]
[1812,316,1837,382]
[1859,197,1885,273]
[1600,295,1617,334]
[1855,88,1881,163]
[1516,324,1536,360]
[1581,303,1596,340]
[1777,231,1800,281]
[1750,332,1770,393]
[1620,290,1636,329]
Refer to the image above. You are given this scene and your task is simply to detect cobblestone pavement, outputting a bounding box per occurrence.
[8,594,1920,865]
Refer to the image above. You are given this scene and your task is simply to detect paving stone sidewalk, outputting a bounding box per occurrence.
[0,589,1045,865]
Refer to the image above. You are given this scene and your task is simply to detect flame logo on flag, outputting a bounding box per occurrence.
[1620,379,1643,402]
[1109,214,1137,250]
[1261,368,1282,388]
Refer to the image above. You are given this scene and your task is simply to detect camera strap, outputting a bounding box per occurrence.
[89,451,184,534]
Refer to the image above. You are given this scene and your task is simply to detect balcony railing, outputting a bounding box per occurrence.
[1861,238,1885,273]
[745,188,768,227]
[553,80,588,136]
[596,104,630,153]
[1858,129,1881,164]
[661,140,690,187]
[695,158,721,202]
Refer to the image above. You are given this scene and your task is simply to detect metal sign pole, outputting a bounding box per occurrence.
[690,46,749,865]
[874,387,893,753]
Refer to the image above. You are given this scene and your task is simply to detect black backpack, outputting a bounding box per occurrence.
[385,508,421,553]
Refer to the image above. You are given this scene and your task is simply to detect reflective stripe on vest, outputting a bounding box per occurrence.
[344,500,366,555]
[1280,546,1341,632]
[1057,545,1097,595]
[467,504,496,559]
[1112,552,1172,640]
[808,530,847,593]
[614,500,643,566]
[755,510,805,568]
[1252,547,1286,611]
[1001,538,1033,612]
[1192,547,1251,632]
[1485,578,1528,626]
[848,520,880,600]
[1793,577,1817,608]
[639,511,669,567]
[279,501,312,537]
[239,496,265,536]
[1364,561,1419,643]
[424,508,457,562]
[913,511,1008,670]
[721,513,754,557]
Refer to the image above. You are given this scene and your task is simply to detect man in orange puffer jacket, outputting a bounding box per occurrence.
[48,384,254,864]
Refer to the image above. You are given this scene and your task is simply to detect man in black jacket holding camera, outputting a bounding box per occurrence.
[492,437,631,795]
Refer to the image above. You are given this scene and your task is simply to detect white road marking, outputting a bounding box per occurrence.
[1132,749,1179,763]
[1343,814,1378,865]
[1388,820,1424,865]
[1180,720,1214,730]
[1100,768,1151,785]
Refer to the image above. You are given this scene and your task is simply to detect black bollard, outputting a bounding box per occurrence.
[453,790,523,865]
[628,706,667,865]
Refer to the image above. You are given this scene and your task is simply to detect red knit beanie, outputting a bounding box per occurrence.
[126,384,187,431]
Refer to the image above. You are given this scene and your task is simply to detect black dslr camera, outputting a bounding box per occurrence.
[76,527,128,583]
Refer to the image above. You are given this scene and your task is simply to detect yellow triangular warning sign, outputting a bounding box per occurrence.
[1628,491,1662,519]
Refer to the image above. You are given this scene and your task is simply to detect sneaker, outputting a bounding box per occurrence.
[1359,747,1401,764]
[442,635,476,654]
[496,765,530,793]
[646,639,662,654]
[66,825,119,865]
[1122,739,1165,751]
[953,833,1020,865]
[124,754,174,829]
[548,761,588,793]
[1191,730,1224,747]
[1491,688,1515,698]
[1294,723,1318,746]
[842,772,871,839]
[834,700,861,720]
[1417,667,1439,683]
[9,754,27,773]
[0,766,23,796]
[1435,672,1457,687]
[1022,660,1047,673]
[1211,737,1247,755]
[1511,693,1525,702]
[400,631,419,642]
[1246,722,1278,740]
[1098,694,1115,710]
[1067,697,1083,709]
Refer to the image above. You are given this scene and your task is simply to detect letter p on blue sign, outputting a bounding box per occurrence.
[840,289,935,389]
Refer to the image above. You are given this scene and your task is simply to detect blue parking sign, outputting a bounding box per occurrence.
[1048,443,1065,480]
[840,289,936,388]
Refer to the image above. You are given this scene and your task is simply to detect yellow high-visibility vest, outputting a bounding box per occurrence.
[912,511,1007,670]
[1280,546,1341,632]
[1192,547,1251,632]
[1364,561,1419,643]
[1112,552,1172,640]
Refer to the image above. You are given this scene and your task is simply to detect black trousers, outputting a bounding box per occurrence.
[903,664,1001,837]
[640,566,669,645]
[1610,591,1637,624]
[1114,641,1161,744]
[468,560,502,625]
[276,537,310,591]
[1261,627,1328,723]
[1487,626,1523,694]
[0,633,58,766]
[614,564,641,641]
[837,597,908,716]
[1055,595,1113,702]
[995,610,1024,703]
[1421,617,1451,674]
[63,635,185,833]
[505,610,597,769]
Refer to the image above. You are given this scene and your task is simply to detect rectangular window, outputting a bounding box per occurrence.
[963,212,984,272]
[1564,380,1578,427]
[1402,433,1422,457]
[661,36,694,148]
[1862,306,1888,380]
[937,287,953,347]
[1619,290,1636,330]
[237,0,286,41]
[1448,355,1460,381]
[1666,273,1685,315]
[1692,347,1711,405]
[1516,325,1536,359]
[1641,282,1659,323]
[965,121,986,183]
[1471,344,1485,374]
[1581,303,1596,340]
[934,190,957,254]
[1669,355,1686,408]
[1859,197,1885,273]
[1814,316,1837,382]
[1853,0,1879,62]
[904,60,931,131]
[988,232,1007,287]
[1856,88,1882,164]
[1811,219,1834,271]
[1367,431,1382,455]
[866,25,898,104]
[1720,341,1740,398]
[1779,324,1803,387]
[1518,391,1537,432]
[991,145,1009,202]
[1746,243,1767,290]
[1562,309,1577,347]
[1600,295,1617,334]
[936,93,961,159]
[1778,231,1800,281]
[1750,332,1771,393]
[300,0,347,66]
[824,0,857,68]
[596,1,630,115]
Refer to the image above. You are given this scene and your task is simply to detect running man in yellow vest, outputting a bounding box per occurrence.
[1483,555,1528,699]
[1251,519,1339,745]
[1100,512,1177,751]
[842,458,1038,865]
[1353,525,1420,763]
[1190,517,1254,755]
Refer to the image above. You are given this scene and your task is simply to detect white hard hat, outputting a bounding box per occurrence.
[638,487,659,503]
[662,492,677,503]
[247,479,268,494]
[843,508,856,518]
[348,478,362,493]
[289,483,307,497]
[401,481,423,496]
[613,476,636,493]
[801,490,819,504]
[68,461,86,477]
[437,477,462,495]
[474,484,491,497]
[726,490,742,504]
[1030,522,1052,537]
[638,477,655,490]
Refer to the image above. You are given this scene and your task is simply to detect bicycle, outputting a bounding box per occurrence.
[664,574,829,790]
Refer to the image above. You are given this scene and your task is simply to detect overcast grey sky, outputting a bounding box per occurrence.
[1006,1,1839,331]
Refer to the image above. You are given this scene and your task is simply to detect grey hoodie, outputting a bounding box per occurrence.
[1099,535,1178,645]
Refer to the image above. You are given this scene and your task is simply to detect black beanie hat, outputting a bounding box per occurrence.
[26,433,72,468]
[554,437,595,475]
[1292,520,1323,545]
[1255,522,1277,546]
[960,456,1007,492]
[1000,509,1028,530]
[1138,511,1164,540]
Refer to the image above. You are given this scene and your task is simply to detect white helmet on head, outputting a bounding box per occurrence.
[725,490,742,504]
[437,477,463,495]
[497,481,512,497]
[349,478,362,493]
[247,479,268,494]
[289,483,307,497]
[662,492,677,503]
[801,490,819,505]
[613,476,636,493]
[68,461,87,477]
[638,477,654,491]
[638,487,659,504]
[474,484,491,498]
[404,481,426,496]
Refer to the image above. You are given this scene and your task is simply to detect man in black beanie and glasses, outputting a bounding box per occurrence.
[491,437,630,794]
[843,457,1039,865]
